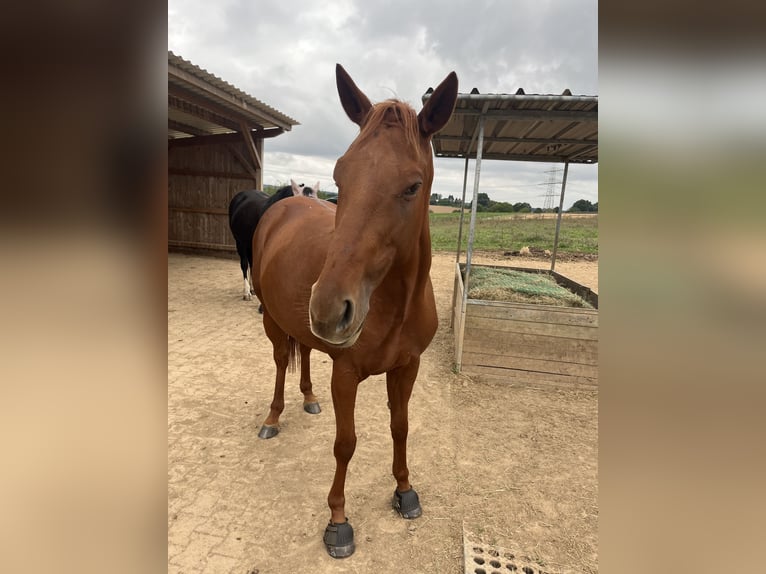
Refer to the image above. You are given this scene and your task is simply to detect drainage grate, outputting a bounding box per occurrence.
[463,535,555,574]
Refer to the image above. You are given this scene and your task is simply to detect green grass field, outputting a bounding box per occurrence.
[428,212,598,255]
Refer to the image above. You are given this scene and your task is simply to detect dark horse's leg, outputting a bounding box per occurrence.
[258,311,289,439]
[323,362,359,558]
[237,240,252,301]
[387,356,423,519]
[299,344,321,414]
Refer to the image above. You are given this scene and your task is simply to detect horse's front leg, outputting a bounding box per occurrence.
[257,312,288,439]
[299,344,321,414]
[323,363,359,558]
[387,356,422,519]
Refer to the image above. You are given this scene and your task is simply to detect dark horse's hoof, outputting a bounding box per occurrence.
[257,425,279,439]
[257,303,264,314]
[392,488,422,519]
[323,520,354,558]
[303,402,321,415]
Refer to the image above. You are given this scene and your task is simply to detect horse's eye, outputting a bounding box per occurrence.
[403,183,421,198]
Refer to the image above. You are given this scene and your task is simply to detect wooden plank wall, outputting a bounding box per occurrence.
[461,300,598,387]
[168,141,260,253]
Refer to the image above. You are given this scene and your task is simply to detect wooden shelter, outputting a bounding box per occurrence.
[168,51,299,255]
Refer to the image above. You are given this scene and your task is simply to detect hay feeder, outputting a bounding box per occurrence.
[453,263,598,387]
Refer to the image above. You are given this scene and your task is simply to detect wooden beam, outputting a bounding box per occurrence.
[167,127,284,148]
[240,123,262,170]
[168,240,237,253]
[169,85,265,132]
[168,168,255,180]
[169,65,294,131]
[254,138,263,189]
[168,119,209,137]
[169,94,242,132]
[226,144,259,183]
[168,206,229,215]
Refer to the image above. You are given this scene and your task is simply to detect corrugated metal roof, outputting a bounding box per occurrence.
[168,51,299,139]
[422,89,597,164]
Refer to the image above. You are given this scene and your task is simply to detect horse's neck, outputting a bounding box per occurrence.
[413,218,433,295]
[383,215,432,317]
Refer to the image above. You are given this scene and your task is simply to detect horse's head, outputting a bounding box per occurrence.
[309,64,458,347]
[291,178,320,199]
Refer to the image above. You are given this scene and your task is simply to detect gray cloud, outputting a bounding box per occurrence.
[169,0,597,207]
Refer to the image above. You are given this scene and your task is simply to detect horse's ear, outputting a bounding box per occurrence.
[336,64,372,126]
[418,71,458,137]
[291,179,302,196]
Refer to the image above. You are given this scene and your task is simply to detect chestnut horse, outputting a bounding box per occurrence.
[251,64,458,558]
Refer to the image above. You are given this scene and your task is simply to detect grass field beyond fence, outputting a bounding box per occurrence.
[429,212,598,255]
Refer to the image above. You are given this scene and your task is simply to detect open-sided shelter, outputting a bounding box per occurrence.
[422,87,598,382]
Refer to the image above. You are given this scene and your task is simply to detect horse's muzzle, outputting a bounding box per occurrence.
[309,282,366,347]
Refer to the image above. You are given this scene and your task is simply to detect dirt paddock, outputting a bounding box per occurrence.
[168,251,598,574]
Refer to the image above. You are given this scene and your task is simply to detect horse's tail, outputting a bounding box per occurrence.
[287,336,300,374]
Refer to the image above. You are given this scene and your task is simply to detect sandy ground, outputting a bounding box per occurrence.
[168,251,598,574]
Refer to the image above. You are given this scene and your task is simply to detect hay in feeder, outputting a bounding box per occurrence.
[466,267,594,308]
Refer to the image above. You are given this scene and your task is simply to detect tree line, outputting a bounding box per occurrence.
[429,193,597,213]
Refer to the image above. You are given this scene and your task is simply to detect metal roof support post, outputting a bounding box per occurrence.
[450,156,471,329]
[455,156,470,264]
[456,115,485,371]
[550,161,570,271]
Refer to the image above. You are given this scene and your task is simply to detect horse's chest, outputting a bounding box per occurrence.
[360,310,435,375]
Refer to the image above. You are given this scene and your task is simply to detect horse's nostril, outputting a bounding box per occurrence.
[338,299,354,333]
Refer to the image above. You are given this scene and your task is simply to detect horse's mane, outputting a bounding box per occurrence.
[348,100,423,160]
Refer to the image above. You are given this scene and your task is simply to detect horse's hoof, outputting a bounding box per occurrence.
[323,519,354,558]
[257,425,279,439]
[243,294,252,301]
[392,488,422,519]
[303,402,321,415]
[257,304,264,314]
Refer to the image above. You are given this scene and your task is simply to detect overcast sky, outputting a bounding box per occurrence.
[168,0,597,208]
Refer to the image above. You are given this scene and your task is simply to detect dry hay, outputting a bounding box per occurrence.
[466,266,594,308]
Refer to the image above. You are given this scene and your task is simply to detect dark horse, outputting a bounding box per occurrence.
[252,64,458,558]
[228,179,319,301]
